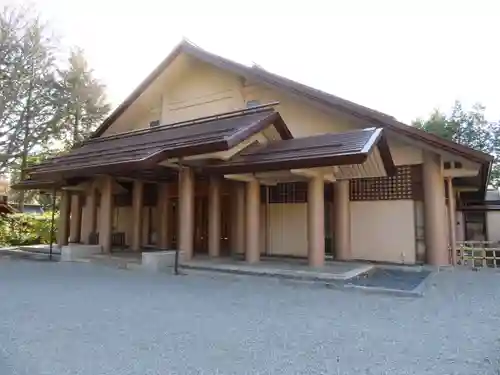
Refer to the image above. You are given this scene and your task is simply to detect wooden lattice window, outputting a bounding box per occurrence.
[350,165,422,201]
[262,182,308,203]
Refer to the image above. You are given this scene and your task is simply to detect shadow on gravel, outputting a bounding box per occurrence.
[348,268,431,291]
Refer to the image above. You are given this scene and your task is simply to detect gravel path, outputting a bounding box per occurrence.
[0,260,499,375]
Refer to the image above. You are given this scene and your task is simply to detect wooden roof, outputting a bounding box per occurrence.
[87,40,492,196]
[10,179,61,191]
[27,105,291,179]
[204,128,394,175]
[91,40,492,165]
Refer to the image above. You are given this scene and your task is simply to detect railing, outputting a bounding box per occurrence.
[456,241,500,268]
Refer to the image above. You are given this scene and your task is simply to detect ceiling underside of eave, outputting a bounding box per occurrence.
[223,144,389,184]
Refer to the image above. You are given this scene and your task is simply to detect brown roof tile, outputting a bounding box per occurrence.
[89,40,491,194]
[204,127,395,175]
[29,106,290,178]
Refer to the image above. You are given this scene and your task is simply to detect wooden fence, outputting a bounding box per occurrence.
[456,241,500,268]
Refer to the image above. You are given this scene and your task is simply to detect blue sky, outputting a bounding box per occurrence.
[9,0,500,123]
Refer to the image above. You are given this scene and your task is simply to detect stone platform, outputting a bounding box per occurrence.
[181,256,374,282]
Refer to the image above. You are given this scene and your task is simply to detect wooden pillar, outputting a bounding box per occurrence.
[208,176,221,257]
[82,186,97,244]
[234,182,246,255]
[69,194,82,243]
[57,190,71,247]
[308,174,325,267]
[131,180,144,251]
[245,179,260,263]
[179,167,194,260]
[99,176,114,253]
[157,183,170,250]
[446,177,457,265]
[334,180,351,260]
[423,152,448,266]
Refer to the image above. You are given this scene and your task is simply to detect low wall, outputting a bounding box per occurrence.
[61,244,102,261]
[142,250,183,272]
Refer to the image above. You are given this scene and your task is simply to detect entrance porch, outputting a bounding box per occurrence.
[15,105,459,268]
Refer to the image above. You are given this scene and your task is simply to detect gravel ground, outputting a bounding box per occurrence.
[0,260,499,375]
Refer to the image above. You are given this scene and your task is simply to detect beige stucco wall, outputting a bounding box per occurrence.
[387,138,423,166]
[487,212,500,242]
[350,200,417,264]
[161,59,244,124]
[266,203,308,257]
[101,53,425,168]
[112,206,158,246]
[241,84,358,137]
[115,206,132,245]
[455,211,465,242]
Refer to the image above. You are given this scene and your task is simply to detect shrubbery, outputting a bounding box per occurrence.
[0,212,58,247]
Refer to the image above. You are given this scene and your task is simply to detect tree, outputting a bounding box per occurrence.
[0,6,62,210]
[413,100,500,187]
[56,48,110,147]
[0,6,110,210]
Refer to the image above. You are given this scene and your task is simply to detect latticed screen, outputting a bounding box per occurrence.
[350,165,422,201]
[261,182,334,203]
[265,182,308,203]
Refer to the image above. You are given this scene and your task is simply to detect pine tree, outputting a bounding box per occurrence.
[0,6,62,210]
[56,48,110,147]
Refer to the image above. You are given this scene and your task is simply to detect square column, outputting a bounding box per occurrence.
[82,186,98,244]
[131,180,144,251]
[208,176,221,257]
[334,180,351,260]
[57,190,71,247]
[157,183,170,250]
[446,177,457,265]
[233,182,246,255]
[99,176,114,253]
[423,152,448,266]
[245,179,260,263]
[179,167,194,260]
[69,194,82,243]
[307,174,325,267]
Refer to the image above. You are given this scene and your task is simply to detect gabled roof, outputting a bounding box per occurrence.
[91,40,492,168]
[89,39,492,195]
[205,128,394,175]
[28,106,290,178]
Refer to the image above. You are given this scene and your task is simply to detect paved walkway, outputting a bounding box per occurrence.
[0,260,499,374]
[183,256,374,281]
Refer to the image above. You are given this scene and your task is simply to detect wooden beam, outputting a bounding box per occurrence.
[223,174,257,183]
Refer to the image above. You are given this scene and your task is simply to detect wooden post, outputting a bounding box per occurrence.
[245,179,260,263]
[446,177,457,265]
[208,176,221,257]
[99,176,114,253]
[131,180,144,251]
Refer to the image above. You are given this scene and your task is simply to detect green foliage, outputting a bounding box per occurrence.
[56,48,111,147]
[413,101,500,187]
[0,212,57,246]
[0,5,110,209]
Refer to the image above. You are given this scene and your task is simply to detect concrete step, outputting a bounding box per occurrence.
[87,254,141,270]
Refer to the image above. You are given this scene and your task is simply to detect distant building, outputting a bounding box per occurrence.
[10,203,44,215]
[0,178,16,215]
[0,178,43,215]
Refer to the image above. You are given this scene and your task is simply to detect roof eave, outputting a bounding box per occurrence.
[206,153,368,175]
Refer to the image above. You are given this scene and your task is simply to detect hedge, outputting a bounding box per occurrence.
[0,212,58,246]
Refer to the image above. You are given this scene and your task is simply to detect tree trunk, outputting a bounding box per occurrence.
[18,64,35,212]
